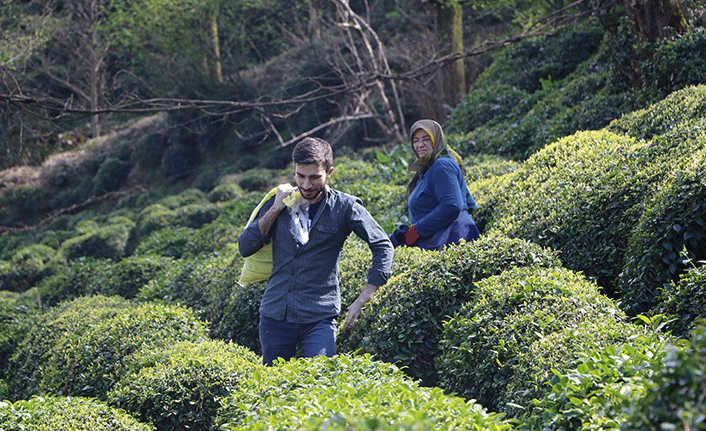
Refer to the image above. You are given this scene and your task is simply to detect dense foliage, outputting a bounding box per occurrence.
[1,13,706,431]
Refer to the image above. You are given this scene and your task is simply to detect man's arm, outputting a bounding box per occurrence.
[257,184,295,237]
[344,283,378,331]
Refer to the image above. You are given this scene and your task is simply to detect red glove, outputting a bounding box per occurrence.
[404,225,420,245]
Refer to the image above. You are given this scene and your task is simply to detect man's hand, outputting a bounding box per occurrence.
[343,283,378,331]
[258,184,296,237]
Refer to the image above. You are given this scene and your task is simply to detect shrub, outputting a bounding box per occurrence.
[520,319,672,431]
[657,266,706,338]
[0,291,39,376]
[336,180,407,233]
[108,340,261,431]
[437,266,624,411]
[607,84,706,140]
[0,396,154,431]
[337,232,561,386]
[136,204,180,236]
[8,296,207,401]
[33,258,114,307]
[216,354,512,431]
[212,277,264,354]
[619,144,706,314]
[92,157,131,196]
[160,144,198,178]
[620,323,706,431]
[135,226,202,258]
[208,182,243,202]
[57,217,136,261]
[505,319,647,420]
[97,254,176,299]
[238,168,276,192]
[641,28,706,101]
[6,295,130,400]
[0,244,56,292]
[483,130,648,297]
[42,301,207,399]
[138,248,245,339]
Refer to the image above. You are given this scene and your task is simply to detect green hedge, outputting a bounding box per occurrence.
[36,254,174,305]
[0,292,39,376]
[0,244,56,292]
[108,340,261,431]
[620,323,706,431]
[0,396,154,431]
[506,319,647,420]
[657,265,706,338]
[216,354,512,431]
[6,295,130,400]
[57,216,136,261]
[619,142,706,314]
[437,266,631,411]
[137,247,247,343]
[337,232,561,386]
[520,318,672,431]
[7,296,207,401]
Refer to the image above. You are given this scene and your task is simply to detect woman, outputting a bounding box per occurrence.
[390,119,480,250]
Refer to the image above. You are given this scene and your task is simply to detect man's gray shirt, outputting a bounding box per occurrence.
[238,187,394,323]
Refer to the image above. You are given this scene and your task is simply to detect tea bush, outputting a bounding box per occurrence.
[520,320,672,431]
[0,244,56,292]
[134,226,202,258]
[207,182,243,202]
[92,157,131,196]
[57,216,136,261]
[607,84,706,140]
[0,396,154,431]
[620,323,706,431]
[484,130,647,297]
[657,266,706,338]
[620,143,706,314]
[108,340,261,431]
[216,354,512,431]
[214,279,264,353]
[0,291,39,376]
[641,28,706,101]
[9,296,207,400]
[137,248,244,338]
[505,319,647,419]
[437,266,630,411]
[33,257,114,307]
[136,202,220,237]
[337,232,561,386]
[6,295,130,400]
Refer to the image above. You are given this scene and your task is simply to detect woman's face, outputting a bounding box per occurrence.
[412,129,433,158]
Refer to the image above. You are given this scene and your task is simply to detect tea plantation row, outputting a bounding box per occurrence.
[1,87,706,430]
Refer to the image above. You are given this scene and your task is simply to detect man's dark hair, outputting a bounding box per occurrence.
[292,137,333,170]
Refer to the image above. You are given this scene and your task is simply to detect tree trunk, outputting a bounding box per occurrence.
[436,0,466,108]
[209,8,223,84]
[309,0,326,41]
[623,0,687,41]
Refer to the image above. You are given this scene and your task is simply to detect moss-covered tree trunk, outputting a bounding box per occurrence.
[436,0,466,107]
[623,0,687,41]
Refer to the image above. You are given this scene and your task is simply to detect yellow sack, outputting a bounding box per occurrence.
[239,186,300,284]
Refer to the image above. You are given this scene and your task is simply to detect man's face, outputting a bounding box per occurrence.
[294,163,334,203]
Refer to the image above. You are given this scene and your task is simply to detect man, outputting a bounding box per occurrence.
[238,137,394,366]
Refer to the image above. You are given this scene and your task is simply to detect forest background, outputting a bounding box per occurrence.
[1,0,706,430]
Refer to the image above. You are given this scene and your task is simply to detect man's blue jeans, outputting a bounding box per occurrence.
[259,314,337,366]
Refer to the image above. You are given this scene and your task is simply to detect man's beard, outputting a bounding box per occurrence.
[300,187,323,202]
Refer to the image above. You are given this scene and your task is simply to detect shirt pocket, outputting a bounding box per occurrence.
[313,222,343,242]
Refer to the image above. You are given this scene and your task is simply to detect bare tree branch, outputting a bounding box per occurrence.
[1,1,607,151]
